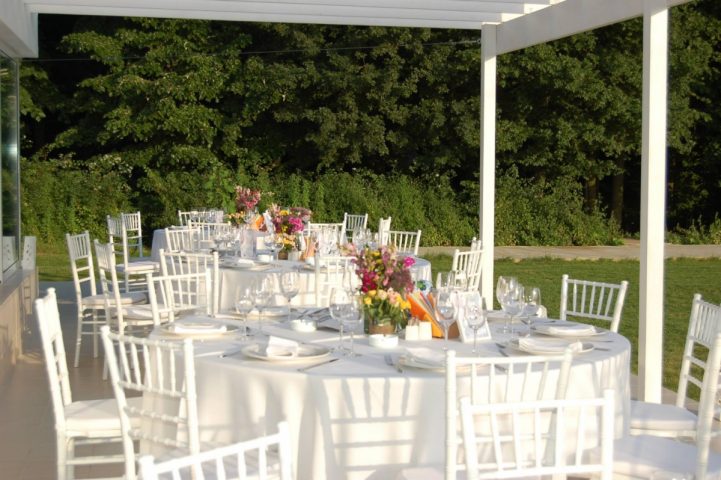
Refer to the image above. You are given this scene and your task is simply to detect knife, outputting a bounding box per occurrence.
[297,357,339,372]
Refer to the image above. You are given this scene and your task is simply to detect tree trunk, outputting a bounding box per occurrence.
[585,177,599,212]
[611,158,625,228]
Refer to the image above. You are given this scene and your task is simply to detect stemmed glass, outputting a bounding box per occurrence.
[496,276,518,333]
[280,271,300,322]
[263,232,279,260]
[252,276,274,335]
[521,287,541,337]
[344,295,363,357]
[436,271,455,291]
[435,289,457,349]
[465,294,487,356]
[329,288,351,354]
[234,285,254,340]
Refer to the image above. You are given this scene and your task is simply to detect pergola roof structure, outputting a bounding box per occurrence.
[0,0,696,402]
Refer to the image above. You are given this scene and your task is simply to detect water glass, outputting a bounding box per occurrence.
[435,290,456,348]
[280,271,300,322]
[344,295,363,357]
[465,295,487,355]
[521,287,542,336]
[496,276,518,333]
[234,286,254,339]
[252,276,274,335]
[329,288,351,354]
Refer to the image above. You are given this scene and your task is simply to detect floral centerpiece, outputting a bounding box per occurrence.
[269,204,312,256]
[346,244,415,334]
[227,186,262,226]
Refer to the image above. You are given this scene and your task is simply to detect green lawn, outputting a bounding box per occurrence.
[40,242,721,394]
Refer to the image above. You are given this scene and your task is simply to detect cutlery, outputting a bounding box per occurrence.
[297,357,339,372]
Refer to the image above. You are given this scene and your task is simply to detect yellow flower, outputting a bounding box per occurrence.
[364,297,372,305]
[368,290,377,297]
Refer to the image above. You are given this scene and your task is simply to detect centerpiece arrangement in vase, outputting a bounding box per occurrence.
[226,186,262,227]
[269,204,312,259]
[347,244,415,334]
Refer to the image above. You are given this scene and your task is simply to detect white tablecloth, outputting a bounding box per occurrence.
[150,318,631,480]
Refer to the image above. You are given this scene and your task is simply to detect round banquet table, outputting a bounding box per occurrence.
[149,315,631,480]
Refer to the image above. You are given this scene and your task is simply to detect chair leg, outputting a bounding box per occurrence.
[56,434,68,480]
[91,311,99,358]
[73,309,84,368]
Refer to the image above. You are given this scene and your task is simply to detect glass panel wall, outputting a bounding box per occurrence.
[1,50,20,281]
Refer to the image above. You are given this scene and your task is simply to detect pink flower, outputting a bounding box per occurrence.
[403,256,415,268]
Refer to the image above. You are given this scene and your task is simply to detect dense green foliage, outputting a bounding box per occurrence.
[19,2,721,245]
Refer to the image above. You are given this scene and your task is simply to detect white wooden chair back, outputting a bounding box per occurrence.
[121,211,145,258]
[693,332,721,480]
[378,216,392,245]
[107,214,124,258]
[459,390,615,480]
[188,220,232,244]
[100,325,200,480]
[387,229,421,256]
[559,274,629,332]
[451,248,484,292]
[158,249,220,316]
[164,227,199,253]
[138,421,293,480]
[676,294,721,408]
[35,288,73,427]
[445,349,574,480]
[177,210,197,226]
[66,231,97,300]
[95,239,144,333]
[314,254,356,307]
[343,212,368,235]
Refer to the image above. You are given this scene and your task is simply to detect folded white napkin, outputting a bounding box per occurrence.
[404,347,446,368]
[535,323,597,337]
[263,336,299,358]
[518,337,583,354]
[172,322,227,334]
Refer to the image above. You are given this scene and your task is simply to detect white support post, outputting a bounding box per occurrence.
[639,0,668,403]
[480,24,497,307]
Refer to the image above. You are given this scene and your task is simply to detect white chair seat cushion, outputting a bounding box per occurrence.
[612,435,721,479]
[82,292,146,307]
[65,396,142,437]
[630,399,698,432]
[116,260,159,274]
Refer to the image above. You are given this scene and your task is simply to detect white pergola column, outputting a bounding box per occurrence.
[639,0,668,403]
[480,24,497,306]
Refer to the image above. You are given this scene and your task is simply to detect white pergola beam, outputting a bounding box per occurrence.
[638,0,668,404]
[496,0,690,55]
[0,0,38,57]
[480,23,497,307]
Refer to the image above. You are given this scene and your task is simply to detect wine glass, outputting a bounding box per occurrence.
[234,285,254,340]
[252,276,274,335]
[263,232,278,260]
[521,287,542,337]
[496,276,518,333]
[435,289,456,348]
[500,281,523,335]
[465,294,487,356]
[436,271,454,291]
[329,288,351,354]
[344,295,364,357]
[280,271,300,322]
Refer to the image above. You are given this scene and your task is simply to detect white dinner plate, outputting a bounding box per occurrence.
[248,307,287,319]
[533,322,606,337]
[241,343,330,362]
[221,258,254,269]
[505,338,595,355]
[161,322,239,338]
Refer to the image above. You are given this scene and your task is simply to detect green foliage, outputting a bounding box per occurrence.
[666,215,721,244]
[21,155,132,245]
[494,171,622,246]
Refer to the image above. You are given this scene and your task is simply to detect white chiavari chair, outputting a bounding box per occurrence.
[397,349,574,480]
[460,390,615,479]
[158,248,219,317]
[36,288,140,480]
[66,231,145,367]
[188,220,233,248]
[451,247,483,293]
[630,294,721,439]
[164,226,199,253]
[342,212,368,237]
[610,332,721,479]
[108,213,160,292]
[387,229,422,256]
[560,274,629,333]
[100,326,200,480]
[137,421,294,480]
